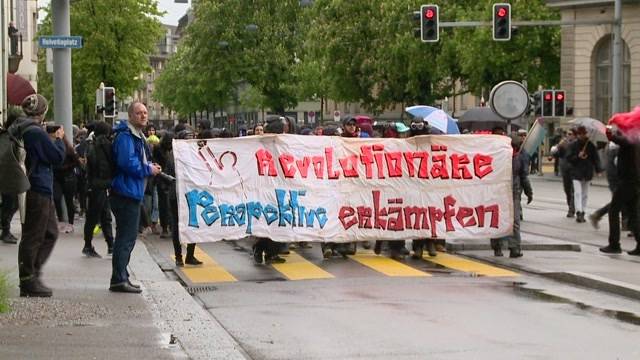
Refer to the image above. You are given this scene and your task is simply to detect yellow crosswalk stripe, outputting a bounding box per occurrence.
[423,253,519,277]
[176,246,237,283]
[349,251,431,277]
[271,251,335,281]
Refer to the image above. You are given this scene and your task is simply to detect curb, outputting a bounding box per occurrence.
[544,271,640,302]
[460,253,640,302]
[447,243,581,252]
[131,242,248,360]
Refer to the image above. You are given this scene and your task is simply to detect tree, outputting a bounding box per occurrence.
[37,0,164,122]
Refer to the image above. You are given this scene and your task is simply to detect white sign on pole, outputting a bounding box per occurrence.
[308,111,315,122]
[333,110,341,122]
[46,48,54,73]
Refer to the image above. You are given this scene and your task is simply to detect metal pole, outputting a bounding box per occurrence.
[1,1,8,126]
[52,0,73,142]
[611,0,622,115]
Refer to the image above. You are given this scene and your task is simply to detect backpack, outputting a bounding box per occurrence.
[86,133,117,190]
[0,118,39,194]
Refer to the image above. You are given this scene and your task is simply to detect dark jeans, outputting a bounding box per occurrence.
[561,169,574,213]
[608,182,639,247]
[110,193,141,286]
[491,192,522,250]
[170,195,194,259]
[53,177,77,224]
[158,188,170,232]
[18,191,58,282]
[1,193,18,231]
[83,189,114,248]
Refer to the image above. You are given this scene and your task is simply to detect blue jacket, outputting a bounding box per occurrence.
[110,121,152,201]
[23,122,66,196]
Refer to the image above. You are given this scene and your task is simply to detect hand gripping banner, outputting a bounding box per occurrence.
[175,134,513,243]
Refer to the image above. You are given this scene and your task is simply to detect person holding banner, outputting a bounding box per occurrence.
[491,134,532,258]
[252,118,289,264]
[164,127,202,266]
[109,102,162,294]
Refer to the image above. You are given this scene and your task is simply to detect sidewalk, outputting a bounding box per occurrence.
[0,219,246,360]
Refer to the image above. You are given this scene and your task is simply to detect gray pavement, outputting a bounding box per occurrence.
[0,219,246,360]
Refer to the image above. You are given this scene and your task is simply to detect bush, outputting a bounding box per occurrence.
[0,270,10,313]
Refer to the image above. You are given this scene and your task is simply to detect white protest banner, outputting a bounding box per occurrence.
[175,134,513,244]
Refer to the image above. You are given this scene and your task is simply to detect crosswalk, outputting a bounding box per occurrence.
[173,243,518,285]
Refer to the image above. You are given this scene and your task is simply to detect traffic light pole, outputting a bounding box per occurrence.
[52,0,73,143]
[611,0,622,114]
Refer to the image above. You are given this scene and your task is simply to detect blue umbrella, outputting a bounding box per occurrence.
[405,105,460,134]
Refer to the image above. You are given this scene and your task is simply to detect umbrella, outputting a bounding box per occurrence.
[405,105,460,134]
[6,73,36,105]
[457,107,525,131]
[568,117,608,143]
[608,106,640,143]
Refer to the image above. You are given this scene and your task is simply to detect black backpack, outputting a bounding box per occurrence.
[0,118,39,194]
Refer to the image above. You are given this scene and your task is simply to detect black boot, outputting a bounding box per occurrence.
[426,241,437,257]
[599,245,622,254]
[185,256,203,265]
[627,245,640,256]
[1,230,17,244]
[509,248,523,258]
[566,209,575,218]
[20,278,53,297]
[175,255,184,267]
[576,212,585,223]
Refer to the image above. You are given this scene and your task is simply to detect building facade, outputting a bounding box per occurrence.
[548,0,639,122]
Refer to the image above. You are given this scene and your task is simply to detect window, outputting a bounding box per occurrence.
[593,35,631,122]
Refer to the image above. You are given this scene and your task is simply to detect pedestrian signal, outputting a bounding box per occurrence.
[103,87,116,118]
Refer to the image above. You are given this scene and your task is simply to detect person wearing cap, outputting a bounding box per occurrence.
[109,102,162,293]
[16,94,66,297]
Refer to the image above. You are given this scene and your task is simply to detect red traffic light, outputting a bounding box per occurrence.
[424,8,435,19]
[497,7,508,18]
[544,92,552,101]
[555,92,565,101]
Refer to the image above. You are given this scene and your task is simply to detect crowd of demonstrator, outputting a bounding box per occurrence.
[8,96,637,298]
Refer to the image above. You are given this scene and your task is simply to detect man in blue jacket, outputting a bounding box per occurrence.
[109,102,161,293]
[18,94,66,297]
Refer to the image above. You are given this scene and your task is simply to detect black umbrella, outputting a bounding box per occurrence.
[458,107,525,131]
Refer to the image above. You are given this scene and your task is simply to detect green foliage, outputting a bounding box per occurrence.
[156,0,560,115]
[0,270,10,314]
[37,0,164,123]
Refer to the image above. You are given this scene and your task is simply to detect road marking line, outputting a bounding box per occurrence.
[176,246,237,283]
[349,251,431,277]
[423,253,519,277]
[271,251,335,280]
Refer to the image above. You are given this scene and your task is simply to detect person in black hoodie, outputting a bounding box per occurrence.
[567,126,603,223]
[165,128,202,266]
[17,94,66,297]
[599,127,640,255]
[82,121,115,258]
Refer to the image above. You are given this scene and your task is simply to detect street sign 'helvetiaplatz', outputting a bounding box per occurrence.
[38,36,83,49]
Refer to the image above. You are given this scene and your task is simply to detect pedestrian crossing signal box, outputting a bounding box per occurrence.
[103,87,116,118]
[541,90,554,117]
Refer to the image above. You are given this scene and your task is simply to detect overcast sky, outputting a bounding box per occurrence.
[38,0,190,26]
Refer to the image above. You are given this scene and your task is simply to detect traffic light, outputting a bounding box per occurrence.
[541,90,554,117]
[420,5,439,43]
[554,90,566,117]
[531,91,542,116]
[103,87,116,118]
[492,3,511,41]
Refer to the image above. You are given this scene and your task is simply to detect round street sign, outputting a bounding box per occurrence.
[308,111,315,119]
[333,110,341,122]
[489,81,530,120]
